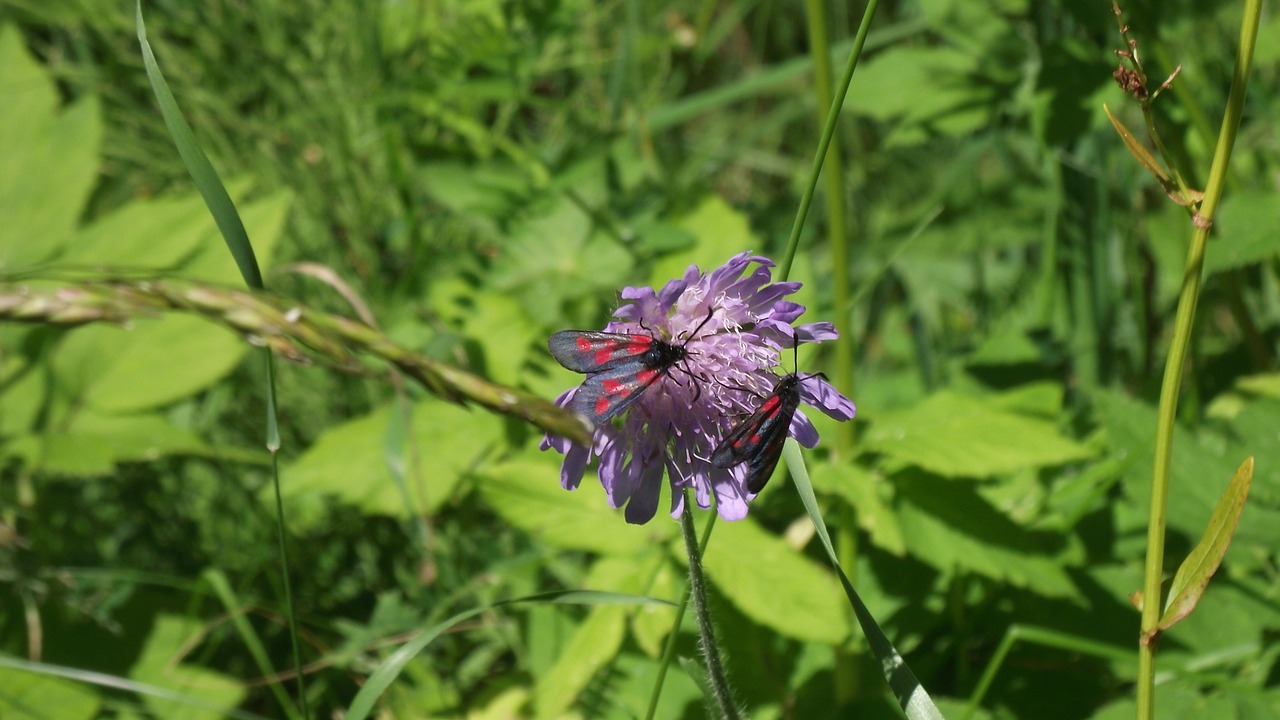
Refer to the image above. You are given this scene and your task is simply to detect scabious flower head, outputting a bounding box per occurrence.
[542,253,855,524]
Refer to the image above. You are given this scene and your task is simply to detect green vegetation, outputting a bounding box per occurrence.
[2,1,1278,718]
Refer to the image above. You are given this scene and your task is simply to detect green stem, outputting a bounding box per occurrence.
[645,510,718,720]
[776,0,880,282]
[679,495,738,719]
[802,0,855,454]
[1135,3,1260,719]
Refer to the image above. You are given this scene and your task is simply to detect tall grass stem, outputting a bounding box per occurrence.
[1135,2,1261,718]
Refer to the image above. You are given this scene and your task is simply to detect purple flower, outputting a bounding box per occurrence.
[542,253,855,524]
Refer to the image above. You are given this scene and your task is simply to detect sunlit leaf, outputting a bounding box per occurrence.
[695,516,850,644]
[866,391,1093,478]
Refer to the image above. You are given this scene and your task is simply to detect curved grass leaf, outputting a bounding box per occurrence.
[783,441,945,720]
[134,0,263,290]
[1159,456,1254,630]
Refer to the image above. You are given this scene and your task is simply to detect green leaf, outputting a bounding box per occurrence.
[1094,389,1280,548]
[475,458,674,555]
[810,460,906,555]
[652,195,760,287]
[1237,372,1280,401]
[533,605,627,720]
[0,667,100,719]
[12,413,212,477]
[53,316,246,414]
[129,615,246,720]
[1205,190,1280,275]
[696,516,850,644]
[0,24,102,270]
[1159,457,1254,630]
[58,191,218,268]
[284,398,501,520]
[865,391,1093,478]
[463,293,538,386]
[896,471,1079,598]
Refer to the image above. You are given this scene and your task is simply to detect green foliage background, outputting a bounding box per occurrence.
[2,0,1280,717]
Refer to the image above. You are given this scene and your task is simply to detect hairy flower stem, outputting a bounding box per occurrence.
[1135,3,1260,718]
[680,495,739,720]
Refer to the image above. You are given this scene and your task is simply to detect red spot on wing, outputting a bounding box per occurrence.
[602,378,630,395]
[575,336,593,351]
[749,432,762,444]
[636,368,659,384]
[595,396,611,414]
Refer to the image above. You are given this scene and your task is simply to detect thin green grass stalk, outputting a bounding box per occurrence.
[776,0,879,282]
[203,569,303,720]
[135,4,308,713]
[801,1,860,704]
[678,495,739,720]
[802,0,854,453]
[1135,3,1261,718]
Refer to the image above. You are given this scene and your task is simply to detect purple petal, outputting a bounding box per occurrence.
[800,377,856,420]
[790,410,819,448]
[624,459,665,524]
[795,321,839,343]
[560,443,590,489]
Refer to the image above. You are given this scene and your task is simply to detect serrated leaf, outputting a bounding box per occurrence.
[533,605,627,720]
[475,458,674,555]
[0,25,102,270]
[695,517,850,643]
[284,398,500,519]
[129,615,245,720]
[1159,457,1254,630]
[0,668,100,720]
[866,391,1093,478]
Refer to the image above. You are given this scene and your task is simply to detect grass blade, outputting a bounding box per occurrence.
[783,441,945,720]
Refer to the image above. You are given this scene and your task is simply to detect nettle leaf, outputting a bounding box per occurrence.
[284,397,500,521]
[694,517,850,644]
[866,390,1093,478]
[1205,190,1280,275]
[476,457,674,555]
[1160,457,1253,630]
[129,615,245,720]
[0,24,102,270]
[895,470,1079,598]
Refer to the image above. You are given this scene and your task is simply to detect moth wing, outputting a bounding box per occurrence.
[548,331,653,373]
[566,361,666,424]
